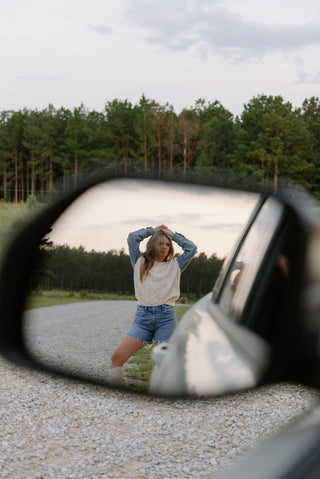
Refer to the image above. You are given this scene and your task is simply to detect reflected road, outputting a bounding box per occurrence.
[24,301,137,381]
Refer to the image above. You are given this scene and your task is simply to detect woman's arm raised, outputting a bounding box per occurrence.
[172,232,197,271]
[127,227,155,266]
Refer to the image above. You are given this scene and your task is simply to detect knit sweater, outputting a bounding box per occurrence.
[134,257,181,306]
[127,227,197,306]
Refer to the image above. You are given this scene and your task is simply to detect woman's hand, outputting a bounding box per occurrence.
[160,225,174,238]
[154,225,165,232]
[154,225,174,237]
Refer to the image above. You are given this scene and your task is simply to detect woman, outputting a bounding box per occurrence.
[109,224,197,383]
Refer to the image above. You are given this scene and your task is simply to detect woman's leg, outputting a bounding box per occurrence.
[111,334,145,368]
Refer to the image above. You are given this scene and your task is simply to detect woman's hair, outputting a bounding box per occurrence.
[140,231,174,282]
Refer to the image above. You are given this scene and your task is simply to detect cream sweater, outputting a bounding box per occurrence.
[134,257,181,306]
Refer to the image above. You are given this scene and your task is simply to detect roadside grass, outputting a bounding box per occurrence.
[0,200,43,265]
[26,289,136,309]
[0,202,28,258]
[125,304,191,391]
[125,347,154,387]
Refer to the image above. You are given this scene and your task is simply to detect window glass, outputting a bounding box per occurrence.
[219,198,284,322]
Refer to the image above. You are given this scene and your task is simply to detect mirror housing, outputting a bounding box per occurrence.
[1,168,320,396]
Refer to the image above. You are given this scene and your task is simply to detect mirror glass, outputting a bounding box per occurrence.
[23,179,260,394]
[219,197,284,320]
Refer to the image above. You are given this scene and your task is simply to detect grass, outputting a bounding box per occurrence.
[0,200,42,264]
[125,304,191,391]
[26,289,136,310]
[125,346,154,387]
[0,202,27,256]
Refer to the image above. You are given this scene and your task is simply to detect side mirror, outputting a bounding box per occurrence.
[1,171,319,397]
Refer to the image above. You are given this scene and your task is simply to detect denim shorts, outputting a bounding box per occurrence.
[127,304,177,344]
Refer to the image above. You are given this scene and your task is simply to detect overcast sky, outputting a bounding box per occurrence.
[49,180,258,257]
[1,0,320,116]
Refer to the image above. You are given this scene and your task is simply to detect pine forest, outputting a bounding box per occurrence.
[1,94,320,202]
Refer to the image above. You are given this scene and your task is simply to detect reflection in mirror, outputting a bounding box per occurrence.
[23,179,259,394]
[219,197,285,321]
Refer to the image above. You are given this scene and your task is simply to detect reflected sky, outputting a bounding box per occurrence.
[48,179,259,258]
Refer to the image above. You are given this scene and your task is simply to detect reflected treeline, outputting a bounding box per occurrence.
[31,245,224,300]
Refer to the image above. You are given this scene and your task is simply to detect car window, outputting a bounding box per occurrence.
[218,197,284,322]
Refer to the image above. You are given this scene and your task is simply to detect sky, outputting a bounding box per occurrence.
[1,0,320,117]
[49,179,258,257]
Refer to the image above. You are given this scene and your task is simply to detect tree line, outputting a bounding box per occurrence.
[31,244,224,300]
[1,94,320,202]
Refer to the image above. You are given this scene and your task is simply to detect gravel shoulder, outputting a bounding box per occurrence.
[23,301,138,381]
[1,302,319,478]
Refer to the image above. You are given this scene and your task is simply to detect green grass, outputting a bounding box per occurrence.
[175,305,192,322]
[0,201,27,230]
[125,346,154,387]
[26,289,136,310]
[0,200,42,264]
[125,304,191,391]
[0,202,27,255]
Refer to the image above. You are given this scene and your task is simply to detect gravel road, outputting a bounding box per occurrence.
[23,301,138,382]
[1,301,319,478]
